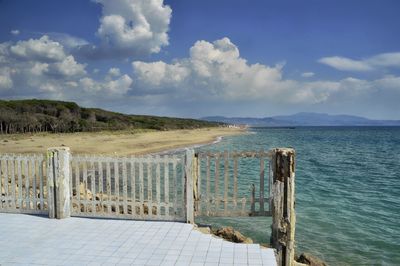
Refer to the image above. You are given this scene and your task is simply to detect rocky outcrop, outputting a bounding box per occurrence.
[296,253,328,266]
[212,226,253,244]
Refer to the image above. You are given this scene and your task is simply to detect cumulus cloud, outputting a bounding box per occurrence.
[0,35,134,101]
[132,37,337,103]
[0,67,14,90]
[80,74,133,95]
[301,72,315,78]
[11,30,20,36]
[319,52,400,71]
[93,0,172,57]
[10,36,66,62]
[108,67,121,77]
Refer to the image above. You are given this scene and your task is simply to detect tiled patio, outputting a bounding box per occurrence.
[0,213,277,266]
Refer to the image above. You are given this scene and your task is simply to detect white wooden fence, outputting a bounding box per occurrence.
[0,147,296,266]
[69,154,186,221]
[194,151,273,217]
[0,153,47,215]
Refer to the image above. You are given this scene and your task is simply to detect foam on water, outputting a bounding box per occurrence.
[196,127,400,266]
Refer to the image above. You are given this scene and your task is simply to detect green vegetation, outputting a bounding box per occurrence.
[0,99,222,134]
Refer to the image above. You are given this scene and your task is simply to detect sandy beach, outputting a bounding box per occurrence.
[0,127,244,156]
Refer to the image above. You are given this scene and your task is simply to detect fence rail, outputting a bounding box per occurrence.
[0,154,48,215]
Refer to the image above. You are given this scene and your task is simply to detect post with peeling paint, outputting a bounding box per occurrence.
[47,147,71,219]
[270,148,296,266]
[185,149,194,224]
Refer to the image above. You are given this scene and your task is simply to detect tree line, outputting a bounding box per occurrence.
[0,99,221,134]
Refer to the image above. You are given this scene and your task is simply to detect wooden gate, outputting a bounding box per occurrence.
[0,154,48,215]
[194,150,273,217]
[69,154,187,221]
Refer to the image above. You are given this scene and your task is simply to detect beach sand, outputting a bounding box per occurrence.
[0,127,244,156]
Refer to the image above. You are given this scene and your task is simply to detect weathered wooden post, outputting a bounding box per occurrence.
[270,148,296,266]
[184,149,195,224]
[47,147,71,219]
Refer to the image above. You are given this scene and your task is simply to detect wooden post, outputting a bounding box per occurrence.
[184,149,194,224]
[270,148,296,266]
[47,147,71,219]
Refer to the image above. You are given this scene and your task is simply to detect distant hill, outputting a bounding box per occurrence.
[203,112,400,127]
[0,99,222,134]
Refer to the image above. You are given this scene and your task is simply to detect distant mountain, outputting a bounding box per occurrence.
[202,112,400,126]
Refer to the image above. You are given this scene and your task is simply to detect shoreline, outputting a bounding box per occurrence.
[0,127,245,156]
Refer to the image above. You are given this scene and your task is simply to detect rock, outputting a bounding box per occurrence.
[296,253,328,266]
[212,226,253,244]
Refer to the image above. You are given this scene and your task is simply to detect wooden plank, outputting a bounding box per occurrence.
[164,156,169,216]
[83,160,88,213]
[4,158,9,209]
[223,151,229,215]
[185,149,194,224]
[259,154,265,214]
[139,157,144,217]
[130,159,135,215]
[10,156,16,209]
[98,160,103,213]
[147,157,152,217]
[17,157,22,209]
[155,155,161,217]
[206,156,210,215]
[90,158,96,215]
[39,158,44,210]
[75,159,81,213]
[172,157,177,217]
[25,159,30,210]
[196,155,201,214]
[114,160,119,215]
[250,184,255,214]
[31,157,37,210]
[122,158,128,215]
[233,154,238,209]
[106,160,112,214]
[214,154,220,212]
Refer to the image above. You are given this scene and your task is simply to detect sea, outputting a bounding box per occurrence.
[195,127,400,266]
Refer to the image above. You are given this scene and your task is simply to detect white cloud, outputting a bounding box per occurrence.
[319,52,400,72]
[108,67,121,77]
[0,67,13,90]
[80,74,133,95]
[11,30,20,36]
[133,61,189,87]
[133,37,324,103]
[52,55,86,77]
[95,0,172,56]
[318,56,372,71]
[301,72,315,78]
[10,35,66,62]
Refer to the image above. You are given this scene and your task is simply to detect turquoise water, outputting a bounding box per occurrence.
[196,127,400,266]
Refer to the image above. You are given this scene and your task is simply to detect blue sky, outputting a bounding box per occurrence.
[0,0,399,119]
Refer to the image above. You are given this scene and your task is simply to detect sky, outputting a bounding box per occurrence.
[0,0,400,119]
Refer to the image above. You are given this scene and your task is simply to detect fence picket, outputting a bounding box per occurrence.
[122,159,128,215]
[164,156,169,216]
[106,161,111,214]
[224,151,229,215]
[233,154,238,208]
[259,154,265,214]
[139,158,144,217]
[17,157,22,209]
[90,158,96,215]
[215,154,219,212]
[156,155,161,217]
